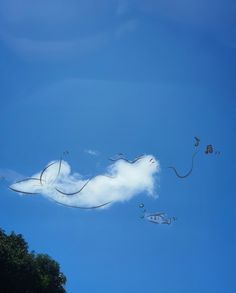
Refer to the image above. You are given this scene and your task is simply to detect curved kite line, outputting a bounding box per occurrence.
[40,161,58,185]
[8,177,45,195]
[109,154,144,164]
[168,151,199,179]
[54,174,115,196]
[55,179,92,196]
[14,177,44,183]
[52,199,112,209]
[39,157,63,185]
[8,187,38,195]
[57,157,62,178]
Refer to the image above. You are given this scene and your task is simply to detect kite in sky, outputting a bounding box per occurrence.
[139,203,176,225]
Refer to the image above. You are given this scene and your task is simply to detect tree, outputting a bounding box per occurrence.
[0,228,67,293]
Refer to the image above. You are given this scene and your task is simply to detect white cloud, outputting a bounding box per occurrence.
[9,155,160,209]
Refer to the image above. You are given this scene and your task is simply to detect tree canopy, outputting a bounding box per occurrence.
[0,228,67,293]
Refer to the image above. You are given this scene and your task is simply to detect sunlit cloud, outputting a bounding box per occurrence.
[9,155,160,209]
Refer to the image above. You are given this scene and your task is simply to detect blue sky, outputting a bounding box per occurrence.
[0,1,236,292]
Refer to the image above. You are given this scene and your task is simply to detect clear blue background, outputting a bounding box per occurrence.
[0,1,236,292]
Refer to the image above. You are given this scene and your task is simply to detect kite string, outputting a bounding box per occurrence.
[168,151,199,179]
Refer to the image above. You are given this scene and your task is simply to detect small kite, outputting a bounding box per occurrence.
[141,211,177,225]
[194,136,200,147]
[205,144,213,154]
[139,203,176,225]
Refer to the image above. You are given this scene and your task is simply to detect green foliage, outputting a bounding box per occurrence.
[0,228,67,293]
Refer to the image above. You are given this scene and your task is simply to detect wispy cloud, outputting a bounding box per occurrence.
[0,0,139,60]
[0,168,24,182]
[84,149,100,156]
[0,31,108,61]
[9,155,160,209]
[1,0,235,56]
